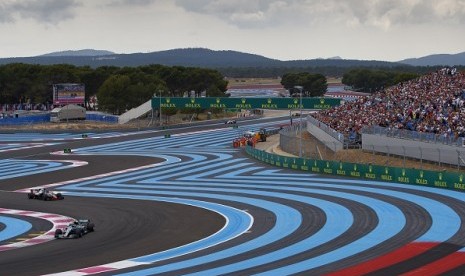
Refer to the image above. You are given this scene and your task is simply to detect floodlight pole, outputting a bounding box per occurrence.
[159,91,162,127]
[294,86,303,158]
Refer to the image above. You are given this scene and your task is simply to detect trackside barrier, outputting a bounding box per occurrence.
[0,114,50,125]
[245,146,465,192]
[86,113,118,123]
[0,113,119,126]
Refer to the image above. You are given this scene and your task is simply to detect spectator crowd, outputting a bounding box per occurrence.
[313,67,465,141]
[0,103,54,118]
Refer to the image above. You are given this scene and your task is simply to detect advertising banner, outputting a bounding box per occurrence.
[246,147,465,192]
[151,97,340,110]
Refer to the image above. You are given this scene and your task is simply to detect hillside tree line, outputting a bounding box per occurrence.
[341,69,419,93]
[0,63,228,114]
[280,72,328,97]
[0,62,451,115]
[218,65,464,79]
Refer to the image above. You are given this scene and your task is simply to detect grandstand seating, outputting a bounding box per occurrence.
[312,68,465,144]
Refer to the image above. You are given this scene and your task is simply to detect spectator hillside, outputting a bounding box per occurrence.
[313,68,465,140]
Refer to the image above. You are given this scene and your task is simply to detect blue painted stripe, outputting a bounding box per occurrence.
[63,192,253,264]
[0,160,70,180]
[0,132,126,142]
[86,183,402,276]
[176,179,458,275]
[64,185,350,276]
[183,193,357,276]
[196,177,462,243]
[256,193,459,275]
[178,162,254,180]
[135,155,243,184]
[87,176,457,275]
[61,154,243,190]
[0,216,32,241]
[220,166,266,178]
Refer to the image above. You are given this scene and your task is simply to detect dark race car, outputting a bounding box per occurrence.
[27,188,64,201]
[225,119,237,124]
[55,219,95,239]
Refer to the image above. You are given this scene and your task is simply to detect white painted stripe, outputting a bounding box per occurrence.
[0,143,56,153]
[45,272,87,276]
[100,260,150,269]
[15,163,164,192]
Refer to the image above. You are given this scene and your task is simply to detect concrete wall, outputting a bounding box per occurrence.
[363,133,465,166]
[306,117,344,152]
[118,99,152,124]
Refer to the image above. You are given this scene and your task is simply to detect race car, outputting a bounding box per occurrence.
[55,219,95,239]
[27,188,64,201]
[225,119,237,124]
[243,129,267,142]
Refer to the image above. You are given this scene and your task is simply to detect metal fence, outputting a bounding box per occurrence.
[279,124,465,172]
[361,143,465,171]
[279,124,333,159]
[363,125,465,147]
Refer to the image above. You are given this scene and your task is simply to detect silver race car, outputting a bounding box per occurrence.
[55,219,95,239]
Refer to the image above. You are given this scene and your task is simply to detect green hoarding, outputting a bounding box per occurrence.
[246,146,465,193]
[151,97,340,110]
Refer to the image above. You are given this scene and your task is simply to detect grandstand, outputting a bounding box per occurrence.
[308,67,465,167]
[313,67,465,141]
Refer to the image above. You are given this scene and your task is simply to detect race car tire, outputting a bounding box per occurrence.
[56,193,64,200]
[54,229,62,238]
[87,223,95,232]
[27,194,33,199]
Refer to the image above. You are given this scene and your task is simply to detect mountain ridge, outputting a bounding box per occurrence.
[398,52,465,66]
[0,48,464,68]
[40,49,115,57]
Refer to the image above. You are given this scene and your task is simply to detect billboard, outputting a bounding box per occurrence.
[151,97,341,110]
[53,83,85,105]
[246,146,465,192]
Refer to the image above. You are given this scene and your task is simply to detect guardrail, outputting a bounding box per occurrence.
[245,146,465,193]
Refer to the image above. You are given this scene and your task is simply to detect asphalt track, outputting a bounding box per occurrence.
[1,119,465,275]
[0,193,224,276]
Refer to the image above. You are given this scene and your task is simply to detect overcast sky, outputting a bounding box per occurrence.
[1,0,464,61]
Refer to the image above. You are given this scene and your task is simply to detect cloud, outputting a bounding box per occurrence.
[173,0,294,27]
[0,0,80,24]
[173,0,465,29]
[0,5,15,23]
[105,0,157,7]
